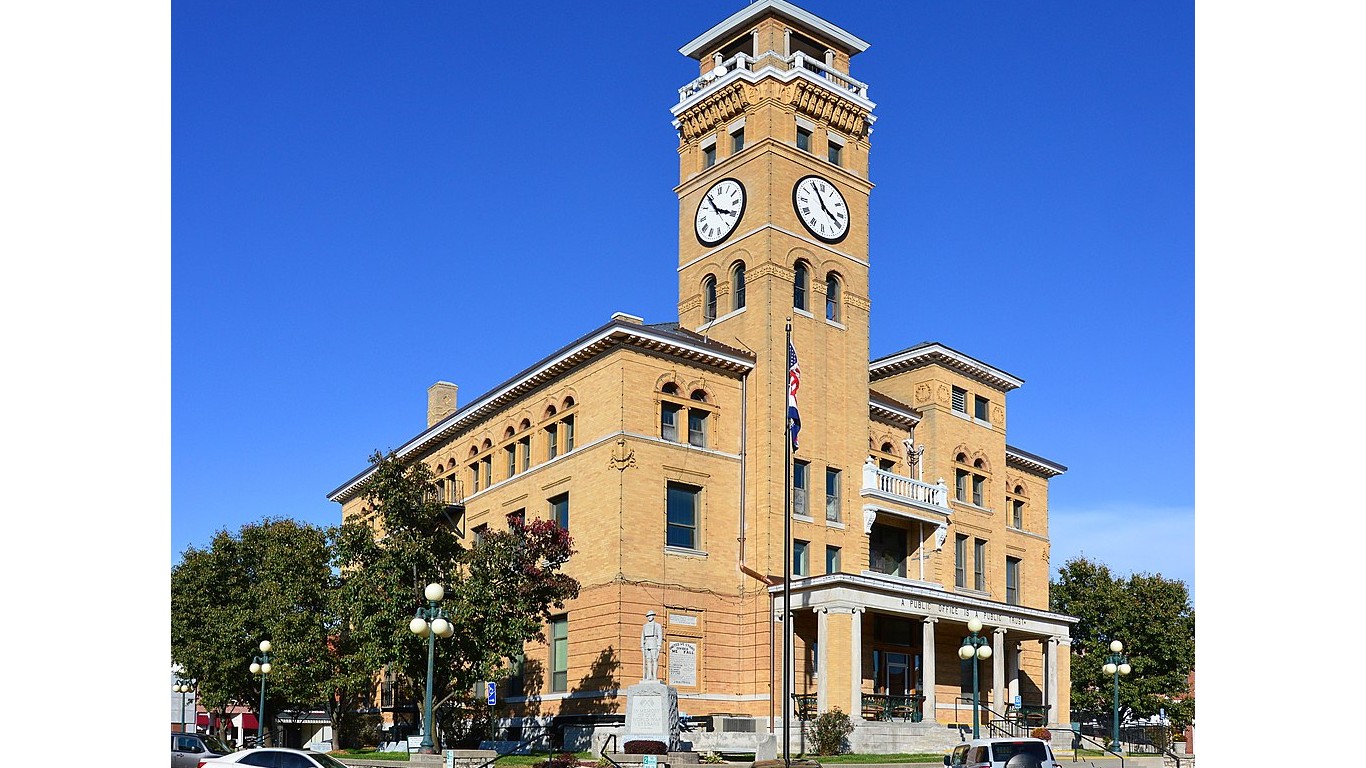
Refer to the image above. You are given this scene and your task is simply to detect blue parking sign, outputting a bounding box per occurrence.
[485,681,497,706]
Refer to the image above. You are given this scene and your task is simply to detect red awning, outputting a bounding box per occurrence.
[240,713,258,730]
[197,714,210,727]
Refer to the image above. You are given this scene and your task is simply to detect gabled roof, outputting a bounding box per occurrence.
[679,0,870,59]
[327,316,755,503]
[869,341,1024,392]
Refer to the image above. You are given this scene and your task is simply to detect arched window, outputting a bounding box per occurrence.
[690,389,708,403]
[825,273,842,322]
[702,275,717,322]
[731,261,746,310]
[793,261,810,311]
[662,382,680,396]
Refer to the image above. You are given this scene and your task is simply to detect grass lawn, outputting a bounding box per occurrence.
[802,754,944,764]
[330,749,412,760]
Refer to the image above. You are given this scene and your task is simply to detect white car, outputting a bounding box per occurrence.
[200,748,353,768]
[943,737,1062,768]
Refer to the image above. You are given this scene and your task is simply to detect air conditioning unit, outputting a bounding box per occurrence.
[719,717,757,733]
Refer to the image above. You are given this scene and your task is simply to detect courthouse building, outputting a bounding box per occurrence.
[329,0,1075,749]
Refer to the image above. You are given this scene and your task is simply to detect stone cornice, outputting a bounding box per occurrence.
[1005,445,1068,477]
[870,342,1024,392]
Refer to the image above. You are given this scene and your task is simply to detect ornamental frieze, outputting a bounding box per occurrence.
[678,82,752,141]
[844,292,871,312]
[746,261,793,282]
[787,81,869,138]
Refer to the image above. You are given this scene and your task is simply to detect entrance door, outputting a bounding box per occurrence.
[885,652,909,696]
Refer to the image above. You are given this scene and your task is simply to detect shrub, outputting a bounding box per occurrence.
[624,740,668,755]
[699,752,726,764]
[1031,727,1052,740]
[810,707,855,756]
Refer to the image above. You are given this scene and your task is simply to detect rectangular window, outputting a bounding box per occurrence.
[955,469,969,502]
[546,423,559,459]
[481,456,492,488]
[793,460,810,516]
[470,462,481,492]
[508,508,525,529]
[688,408,707,448]
[1006,557,1021,605]
[825,467,841,522]
[954,534,967,588]
[796,125,812,152]
[952,386,967,414]
[1012,499,1024,529]
[974,538,987,591]
[520,437,531,470]
[506,444,517,477]
[550,493,569,530]
[550,616,568,692]
[703,139,717,168]
[661,402,680,442]
[564,415,575,451]
[793,539,809,576]
[826,545,841,574]
[731,127,745,153]
[507,652,525,697]
[974,395,989,422]
[666,482,700,549]
[473,523,489,545]
[972,474,984,507]
[827,142,842,166]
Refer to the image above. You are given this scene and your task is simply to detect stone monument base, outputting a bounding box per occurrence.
[621,680,680,750]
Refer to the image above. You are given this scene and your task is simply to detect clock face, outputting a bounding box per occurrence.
[793,175,850,244]
[694,178,746,246]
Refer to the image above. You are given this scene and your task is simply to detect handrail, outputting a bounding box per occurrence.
[599,734,622,768]
[1070,729,1122,768]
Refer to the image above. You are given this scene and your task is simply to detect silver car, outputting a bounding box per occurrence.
[172,732,231,768]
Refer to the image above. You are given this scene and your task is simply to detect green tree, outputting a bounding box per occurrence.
[171,518,335,745]
[1050,556,1195,729]
[334,450,579,748]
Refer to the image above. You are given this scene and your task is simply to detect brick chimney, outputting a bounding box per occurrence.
[427,381,458,426]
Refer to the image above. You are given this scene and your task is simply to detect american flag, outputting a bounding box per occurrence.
[787,342,801,451]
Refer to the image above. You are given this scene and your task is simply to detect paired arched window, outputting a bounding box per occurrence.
[702,275,718,322]
[793,261,810,311]
[731,261,746,310]
[825,273,842,322]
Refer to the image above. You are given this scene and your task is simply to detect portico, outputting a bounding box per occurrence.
[780,572,1075,729]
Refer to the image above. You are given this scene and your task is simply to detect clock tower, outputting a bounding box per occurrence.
[671,0,876,575]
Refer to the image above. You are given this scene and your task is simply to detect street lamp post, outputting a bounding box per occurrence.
[174,676,196,733]
[1102,640,1132,754]
[408,582,454,755]
[957,618,993,739]
[250,640,274,747]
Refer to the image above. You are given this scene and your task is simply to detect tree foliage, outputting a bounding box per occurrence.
[1050,556,1195,728]
[171,518,335,744]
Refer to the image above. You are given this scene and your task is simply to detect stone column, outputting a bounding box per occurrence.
[1045,637,1060,721]
[849,607,864,717]
[991,628,1006,714]
[921,617,938,722]
[816,608,829,713]
[1008,641,1021,704]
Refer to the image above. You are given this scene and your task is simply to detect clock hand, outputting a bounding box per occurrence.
[707,194,735,217]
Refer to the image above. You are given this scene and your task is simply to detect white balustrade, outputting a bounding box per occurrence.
[862,459,947,508]
[677,51,868,104]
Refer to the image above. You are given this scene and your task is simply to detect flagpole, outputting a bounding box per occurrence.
[782,319,793,766]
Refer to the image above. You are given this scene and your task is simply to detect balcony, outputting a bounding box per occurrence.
[677,50,871,107]
[861,459,948,512]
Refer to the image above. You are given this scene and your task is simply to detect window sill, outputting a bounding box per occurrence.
[824,318,846,330]
[972,417,992,428]
[825,519,845,530]
[792,513,815,523]
[957,587,991,599]
[665,546,709,559]
[951,500,994,515]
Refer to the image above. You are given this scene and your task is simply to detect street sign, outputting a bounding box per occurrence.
[485,681,497,706]
[642,756,658,768]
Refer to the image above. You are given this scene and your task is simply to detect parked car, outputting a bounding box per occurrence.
[172,732,232,768]
[944,737,1062,768]
[201,747,352,768]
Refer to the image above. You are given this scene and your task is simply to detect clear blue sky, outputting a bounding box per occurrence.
[170,1,1195,591]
